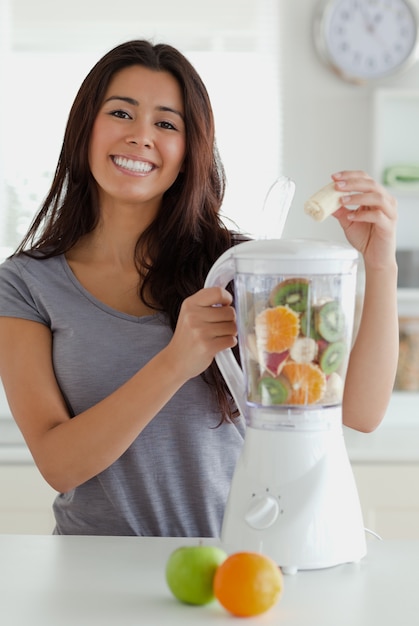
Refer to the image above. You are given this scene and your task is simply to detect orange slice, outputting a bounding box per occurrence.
[281,362,326,405]
[255,305,300,354]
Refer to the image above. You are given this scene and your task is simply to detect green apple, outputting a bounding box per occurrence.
[165,545,227,605]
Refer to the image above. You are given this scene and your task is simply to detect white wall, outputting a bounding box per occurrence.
[6,0,419,244]
[1,0,282,250]
[279,0,419,243]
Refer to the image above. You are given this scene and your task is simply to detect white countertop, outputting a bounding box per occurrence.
[0,534,416,625]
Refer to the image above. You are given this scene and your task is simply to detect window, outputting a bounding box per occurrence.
[0,0,281,260]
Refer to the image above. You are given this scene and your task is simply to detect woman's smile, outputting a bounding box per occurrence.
[111,155,155,175]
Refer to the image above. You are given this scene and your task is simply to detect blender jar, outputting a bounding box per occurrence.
[232,240,358,421]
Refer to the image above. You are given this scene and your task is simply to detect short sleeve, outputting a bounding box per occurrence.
[0,257,49,325]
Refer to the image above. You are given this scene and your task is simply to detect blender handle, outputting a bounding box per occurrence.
[204,248,247,418]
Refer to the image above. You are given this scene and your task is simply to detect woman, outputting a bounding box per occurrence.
[0,40,398,536]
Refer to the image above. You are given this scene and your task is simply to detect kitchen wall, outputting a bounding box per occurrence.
[278,1,419,424]
[0,0,283,249]
[279,0,419,244]
[3,1,419,243]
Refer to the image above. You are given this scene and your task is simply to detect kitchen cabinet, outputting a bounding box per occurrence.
[352,463,419,540]
[373,89,419,250]
[2,410,419,538]
[2,460,419,539]
[345,418,419,540]
[373,89,419,182]
[0,464,56,534]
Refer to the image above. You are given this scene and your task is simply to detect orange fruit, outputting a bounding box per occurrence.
[255,305,299,353]
[281,362,326,404]
[213,552,283,617]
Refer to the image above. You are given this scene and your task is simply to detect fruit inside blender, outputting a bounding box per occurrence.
[240,276,350,407]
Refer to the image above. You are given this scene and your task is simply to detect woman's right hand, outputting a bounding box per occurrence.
[165,287,237,381]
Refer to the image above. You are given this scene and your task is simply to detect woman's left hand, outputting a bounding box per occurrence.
[331,170,397,270]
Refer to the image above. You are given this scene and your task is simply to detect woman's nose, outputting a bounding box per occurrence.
[126,121,153,147]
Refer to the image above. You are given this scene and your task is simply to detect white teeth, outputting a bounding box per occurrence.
[113,156,153,173]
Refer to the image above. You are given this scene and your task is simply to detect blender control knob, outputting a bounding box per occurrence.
[244,495,280,530]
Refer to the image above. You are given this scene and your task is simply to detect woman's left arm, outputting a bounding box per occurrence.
[331,170,399,432]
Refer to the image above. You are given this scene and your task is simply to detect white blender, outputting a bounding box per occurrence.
[204,237,366,574]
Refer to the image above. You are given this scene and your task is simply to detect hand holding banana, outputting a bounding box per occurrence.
[304,170,397,269]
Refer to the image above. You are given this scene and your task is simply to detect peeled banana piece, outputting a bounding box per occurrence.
[289,337,318,364]
[304,182,343,222]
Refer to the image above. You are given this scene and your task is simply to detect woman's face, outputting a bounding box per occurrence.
[88,64,186,215]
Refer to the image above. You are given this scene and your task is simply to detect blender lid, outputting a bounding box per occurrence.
[231,238,358,274]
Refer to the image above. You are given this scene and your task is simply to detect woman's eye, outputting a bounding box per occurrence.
[109,109,131,120]
[157,121,176,130]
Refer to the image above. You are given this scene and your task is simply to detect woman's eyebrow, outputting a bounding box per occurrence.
[104,95,184,120]
[104,95,138,106]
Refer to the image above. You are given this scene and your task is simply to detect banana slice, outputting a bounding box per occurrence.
[304,182,343,222]
[322,372,344,404]
[289,337,318,364]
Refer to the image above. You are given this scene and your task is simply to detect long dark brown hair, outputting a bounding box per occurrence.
[16,40,242,423]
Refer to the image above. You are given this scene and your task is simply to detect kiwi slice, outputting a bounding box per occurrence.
[258,375,290,405]
[319,341,346,374]
[269,278,309,313]
[315,300,345,342]
[300,309,321,340]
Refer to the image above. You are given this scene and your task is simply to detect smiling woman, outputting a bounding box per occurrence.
[0,2,281,537]
[0,39,249,537]
[0,0,281,260]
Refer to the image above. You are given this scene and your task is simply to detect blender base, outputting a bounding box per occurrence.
[221,418,367,573]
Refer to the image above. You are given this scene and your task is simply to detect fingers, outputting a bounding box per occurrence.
[329,171,398,268]
[331,171,397,220]
[170,287,237,380]
[181,287,236,338]
[191,286,233,308]
[178,287,237,347]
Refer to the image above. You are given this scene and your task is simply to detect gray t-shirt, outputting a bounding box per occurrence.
[0,253,245,536]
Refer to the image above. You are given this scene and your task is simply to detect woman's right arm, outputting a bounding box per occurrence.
[0,287,237,493]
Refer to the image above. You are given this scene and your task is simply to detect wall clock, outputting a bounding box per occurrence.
[313,0,419,84]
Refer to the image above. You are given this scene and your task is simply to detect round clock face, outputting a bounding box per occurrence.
[314,0,419,82]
